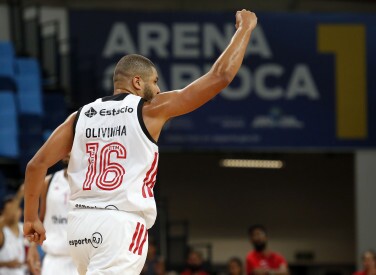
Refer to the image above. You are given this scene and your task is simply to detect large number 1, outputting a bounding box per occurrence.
[318,24,367,139]
[83,142,127,191]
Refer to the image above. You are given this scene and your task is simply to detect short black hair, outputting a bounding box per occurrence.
[113,54,155,83]
[248,224,267,235]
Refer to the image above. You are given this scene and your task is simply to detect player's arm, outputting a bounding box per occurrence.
[26,175,50,275]
[147,9,257,121]
[39,174,52,223]
[27,242,41,275]
[0,216,5,249]
[24,112,76,244]
[0,260,22,268]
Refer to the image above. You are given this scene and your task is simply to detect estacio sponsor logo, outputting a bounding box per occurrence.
[69,232,103,248]
[99,106,133,116]
[75,204,119,210]
[75,203,98,209]
[85,107,97,118]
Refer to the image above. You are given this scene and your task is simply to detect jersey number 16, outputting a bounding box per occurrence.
[83,142,126,191]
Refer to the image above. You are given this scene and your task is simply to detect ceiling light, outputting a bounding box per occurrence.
[220,159,284,169]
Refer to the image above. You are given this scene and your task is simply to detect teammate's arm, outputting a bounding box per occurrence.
[23,112,76,244]
[0,216,5,249]
[26,175,50,275]
[147,10,257,121]
[0,260,22,268]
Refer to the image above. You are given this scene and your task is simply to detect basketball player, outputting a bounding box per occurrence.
[27,154,78,275]
[23,9,257,274]
[0,184,26,275]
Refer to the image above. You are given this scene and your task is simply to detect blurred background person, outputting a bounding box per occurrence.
[141,238,166,275]
[246,225,288,275]
[0,184,27,275]
[27,154,78,275]
[353,250,376,275]
[227,257,243,275]
[181,250,210,275]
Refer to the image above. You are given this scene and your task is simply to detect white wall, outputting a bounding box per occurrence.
[0,5,10,41]
[355,151,376,268]
[24,6,69,53]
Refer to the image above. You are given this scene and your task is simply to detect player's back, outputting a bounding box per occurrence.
[68,93,159,228]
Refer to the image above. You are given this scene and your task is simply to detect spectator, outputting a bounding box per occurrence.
[354,250,376,275]
[246,225,288,275]
[181,250,210,275]
[141,238,165,275]
[0,184,27,275]
[227,257,243,275]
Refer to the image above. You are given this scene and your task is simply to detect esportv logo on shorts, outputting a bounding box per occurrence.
[69,232,103,248]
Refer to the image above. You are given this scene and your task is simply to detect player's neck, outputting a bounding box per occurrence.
[114,88,134,95]
[64,168,68,178]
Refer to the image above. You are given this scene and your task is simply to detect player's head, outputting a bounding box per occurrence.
[227,257,243,275]
[0,195,22,224]
[248,224,268,252]
[113,54,160,101]
[186,250,204,270]
[362,250,376,270]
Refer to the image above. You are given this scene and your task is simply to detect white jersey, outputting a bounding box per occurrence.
[0,223,26,275]
[42,170,70,256]
[68,93,159,228]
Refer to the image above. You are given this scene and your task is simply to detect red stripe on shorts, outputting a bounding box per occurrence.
[137,229,148,255]
[129,222,140,252]
[133,224,145,254]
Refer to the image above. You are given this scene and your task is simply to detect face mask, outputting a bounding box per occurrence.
[254,242,267,252]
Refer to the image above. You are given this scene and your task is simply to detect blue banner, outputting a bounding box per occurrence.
[69,11,376,149]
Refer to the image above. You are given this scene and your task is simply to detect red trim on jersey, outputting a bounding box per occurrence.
[142,152,159,198]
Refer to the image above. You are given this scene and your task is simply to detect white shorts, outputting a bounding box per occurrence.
[67,209,148,275]
[42,254,78,275]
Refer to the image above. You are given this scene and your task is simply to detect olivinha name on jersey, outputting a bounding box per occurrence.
[85,125,127,139]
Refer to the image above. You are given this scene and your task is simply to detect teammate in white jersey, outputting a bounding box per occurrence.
[0,184,26,275]
[23,9,257,274]
[27,155,78,275]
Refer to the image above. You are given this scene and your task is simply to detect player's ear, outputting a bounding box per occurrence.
[132,76,143,91]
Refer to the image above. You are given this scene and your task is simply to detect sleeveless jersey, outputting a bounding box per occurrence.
[68,93,159,229]
[42,170,71,256]
[0,223,25,275]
